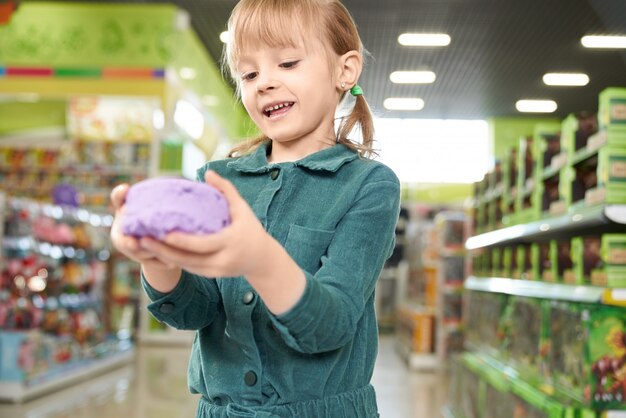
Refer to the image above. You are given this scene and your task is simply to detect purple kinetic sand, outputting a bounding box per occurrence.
[121,177,231,239]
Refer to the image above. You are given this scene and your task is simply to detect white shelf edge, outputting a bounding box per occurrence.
[465,276,605,303]
[0,348,135,403]
[466,204,626,250]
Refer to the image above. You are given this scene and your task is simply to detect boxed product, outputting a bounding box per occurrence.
[598,87,626,131]
[570,236,602,285]
[560,153,598,211]
[517,135,541,223]
[585,146,626,206]
[491,247,503,277]
[531,241,552,282]
[536,171,561,216]
[591,234,626,287]
[500,296,548,377]
[561,112,598,160]
[465,290,508,354]
[502,245,518,279]
[547,301,589,398]
[548,303,626,410]
[514,244,534,280]
[547,239,575,283]
[501,147,519,227]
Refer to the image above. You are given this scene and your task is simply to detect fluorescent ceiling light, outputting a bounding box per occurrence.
[543,73,589,86]
[383,98,425,111]
[515,99,557,113]
[398,33,451,47]
[581,35,626,49]
[220,31,230,44]
[390,71,436,84]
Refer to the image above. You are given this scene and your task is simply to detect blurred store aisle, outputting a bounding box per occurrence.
[0,335,447,418]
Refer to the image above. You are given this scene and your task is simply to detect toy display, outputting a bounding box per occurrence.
[0,197,132,394]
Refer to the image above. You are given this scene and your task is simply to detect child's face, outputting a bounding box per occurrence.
[237,40,340,152]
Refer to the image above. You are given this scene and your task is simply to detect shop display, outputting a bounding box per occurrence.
[457,87,626,418]
[0,197,133,401]
[122,177,231,239]
[396,209,466,369]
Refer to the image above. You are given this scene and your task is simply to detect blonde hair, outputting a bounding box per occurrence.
[223,0,375,158]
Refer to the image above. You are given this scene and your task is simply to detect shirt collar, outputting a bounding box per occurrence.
[227,141,359,173]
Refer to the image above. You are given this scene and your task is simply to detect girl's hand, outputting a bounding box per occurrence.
[109,184,179,274]
[138,171,271,279]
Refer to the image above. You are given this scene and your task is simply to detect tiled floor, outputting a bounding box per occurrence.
[0,335,448,418]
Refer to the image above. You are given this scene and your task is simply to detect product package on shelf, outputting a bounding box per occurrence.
[0,197,133,401]
[549,239,575,284]
[516,135,539,224]
[0,139,152,211]
[464,290,508,356]
[531,241,552,282]
[500,296,548,381]
[547,302,626,411]
[594,234,626,287]
[598,87,626,132]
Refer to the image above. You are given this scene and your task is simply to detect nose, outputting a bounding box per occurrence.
[256,72,277,94]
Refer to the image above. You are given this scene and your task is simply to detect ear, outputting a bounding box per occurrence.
[336,50,362,92]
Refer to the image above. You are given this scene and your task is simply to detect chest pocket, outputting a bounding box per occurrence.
[284,224,334,275]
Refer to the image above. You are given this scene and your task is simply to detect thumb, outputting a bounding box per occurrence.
[204,170,242,208]
[110,183,130,210]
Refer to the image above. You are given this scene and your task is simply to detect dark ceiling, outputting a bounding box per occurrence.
[61,0,626,120]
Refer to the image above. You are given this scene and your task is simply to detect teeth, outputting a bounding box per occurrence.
[265,102,291,113]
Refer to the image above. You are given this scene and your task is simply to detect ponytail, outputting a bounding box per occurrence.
[336,92,377,159]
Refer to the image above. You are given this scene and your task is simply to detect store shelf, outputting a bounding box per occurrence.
[0,348,135,403]
[465,276,626,306]
[465,204,626,249]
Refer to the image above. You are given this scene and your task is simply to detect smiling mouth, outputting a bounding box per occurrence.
[264,102,295,118]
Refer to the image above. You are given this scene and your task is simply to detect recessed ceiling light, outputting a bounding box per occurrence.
[220,31,230,44]
[515,100,557,113]
[383,98,425,111]
[390,71,436,84]
[398,33,451,47]
[543,73,589,86]
[581,35,626,49]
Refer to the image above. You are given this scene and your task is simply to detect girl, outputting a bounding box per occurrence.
[110,0,400,416]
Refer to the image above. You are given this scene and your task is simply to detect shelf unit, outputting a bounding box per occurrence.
[395,210,466,370]
[452,202,626,417]
[0,197,135,402]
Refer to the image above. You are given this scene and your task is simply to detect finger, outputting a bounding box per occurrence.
[140,237,214,270]
[161,231,227,253]
[110,183,130,209]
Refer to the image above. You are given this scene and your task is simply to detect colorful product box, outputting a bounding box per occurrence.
[513,244,534,280]
[547,239,575,283]
[465,290,508,355]
[561,112,598,160]
[591,234,626,288]
[500,297,548,376]
[585,146,626,206]
[570,236,602,285]
[598,87,626,131]
[531,242,552,282]
[548,303,626,410]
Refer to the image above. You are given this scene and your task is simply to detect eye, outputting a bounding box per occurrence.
[241,72,258,81]
[280,60,300,69]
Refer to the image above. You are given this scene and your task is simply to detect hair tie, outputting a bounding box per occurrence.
[350,85,363,96]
